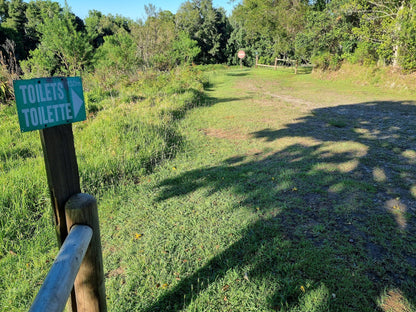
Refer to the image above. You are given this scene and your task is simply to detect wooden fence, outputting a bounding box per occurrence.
[255,55,300,73]
[29,225,92,312]
[29,193,107,312]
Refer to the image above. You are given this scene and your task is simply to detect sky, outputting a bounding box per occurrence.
[56,0,240,21]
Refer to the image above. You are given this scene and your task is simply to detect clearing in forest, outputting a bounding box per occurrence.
[4,67,416,311]
[99,68,416,311]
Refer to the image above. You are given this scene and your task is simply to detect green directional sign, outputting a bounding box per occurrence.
[13,77,86,132]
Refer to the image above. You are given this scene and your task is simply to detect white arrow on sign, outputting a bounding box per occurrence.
[71,89,83,119]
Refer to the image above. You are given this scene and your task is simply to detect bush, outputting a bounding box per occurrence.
[398,8,416,73]
[0,67,14,104]
[77,67,205,194]
[0,66,205,256]
[345,42,378,66]
[92,31,143,89]
[311,52,343,71]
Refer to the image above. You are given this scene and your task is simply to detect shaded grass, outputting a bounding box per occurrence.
[97,68,416,311]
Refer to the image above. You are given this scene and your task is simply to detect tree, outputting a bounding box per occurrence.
[171,31,201,65]
[24,0,61,53]
[94,30,141,77]
[396,0,416,71]
[343,0,415,69]
[0,0,9,22]
[21,6,92,77]
[226,14,248,65]
[176,0,230,64]
[295,3,357,62]
[2,0,26,34]
[230,0,308,62]
[131,7,176,70]
[312,0,331,11]
[1,0,26,58]
[85,10,132,49]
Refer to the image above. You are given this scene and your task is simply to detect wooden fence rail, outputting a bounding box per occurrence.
[29,193,107,312]
[29,225,93,312]
[255,56,279,70]
[254,56,313,74]
[255,55,303,73]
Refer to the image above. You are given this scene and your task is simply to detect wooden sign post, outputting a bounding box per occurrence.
[14,76,86,242]
[39,124,81,245]
[14,77,106,311]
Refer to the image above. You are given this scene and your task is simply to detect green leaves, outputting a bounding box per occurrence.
[172,31,201,65]
[94,30,140,77]
[3,0,416,79]
[176,0,230,64]
[343,0,416,70]
[231,0,308,61]
[21,6,92,77]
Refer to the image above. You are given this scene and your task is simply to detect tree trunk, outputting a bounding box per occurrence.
[392,1,406,68]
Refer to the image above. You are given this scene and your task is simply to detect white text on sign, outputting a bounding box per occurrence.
[14,76,86,132]
[21,104,73,128]
[18,82,66,105]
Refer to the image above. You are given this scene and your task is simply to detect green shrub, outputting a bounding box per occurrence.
[76,67,204,194]
[345,42,378,66]
[311,52,343,71]
[398,8,416,73]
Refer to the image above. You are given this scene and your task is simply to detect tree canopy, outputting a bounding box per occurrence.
[0,0,415,88]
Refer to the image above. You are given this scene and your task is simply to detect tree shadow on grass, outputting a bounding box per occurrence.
[145,100,416,311]
[226,70,251,77]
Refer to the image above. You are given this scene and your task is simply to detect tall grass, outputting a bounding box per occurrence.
[0,66,205,310]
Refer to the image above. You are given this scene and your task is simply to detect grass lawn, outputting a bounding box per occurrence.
[3,66,416,311]
[98,67,416,311]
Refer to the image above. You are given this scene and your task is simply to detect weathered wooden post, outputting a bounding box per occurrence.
[255,53,258,68]
[14,77,86,246]
[274,57,278,70]
[66,193,107,312]
[39,124,81,245]
[39,124,81,310]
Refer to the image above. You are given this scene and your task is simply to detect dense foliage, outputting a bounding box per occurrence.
[0,0,415,102]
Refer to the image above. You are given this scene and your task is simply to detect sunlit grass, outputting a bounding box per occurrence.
[2,66,416,311]
[0,67,205,310]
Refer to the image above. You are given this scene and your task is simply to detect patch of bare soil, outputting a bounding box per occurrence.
[380,290,412,312]
[263,91,314,107]
[234,77,318,113]
[201,128,249,141]
[106,266,125,278]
